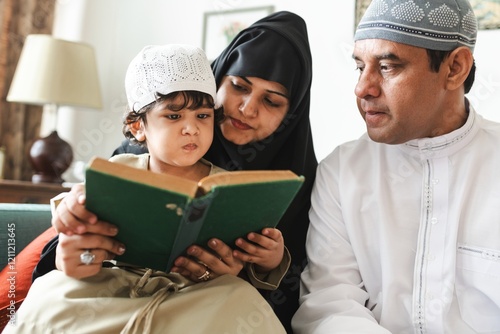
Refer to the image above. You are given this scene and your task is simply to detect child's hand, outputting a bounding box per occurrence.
[53,183,116,237]
[171,239,244,282]
[233,228,284,273]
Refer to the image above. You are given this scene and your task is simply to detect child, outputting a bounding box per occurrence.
[4,44,287,334]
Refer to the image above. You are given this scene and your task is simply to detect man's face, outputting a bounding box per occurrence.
[353,39,457,144]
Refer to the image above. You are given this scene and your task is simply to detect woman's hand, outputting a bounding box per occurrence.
[171,239,244,282]
[52,183,117,236]
[233,227,284,273]
[56,225,126,279]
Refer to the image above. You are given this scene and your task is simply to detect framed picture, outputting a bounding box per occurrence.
[354,0,371,30]
[202,6,274,60]
[469,0,500,30]
[355,0,500,31]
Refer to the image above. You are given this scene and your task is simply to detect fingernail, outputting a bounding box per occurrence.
[118,246,125,254]
[110,227,118,235]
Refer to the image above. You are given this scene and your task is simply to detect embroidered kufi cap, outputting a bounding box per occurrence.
[354,0,478,52]
[125,44,216,111]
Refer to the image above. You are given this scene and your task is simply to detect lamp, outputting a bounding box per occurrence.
[7,34,102,183]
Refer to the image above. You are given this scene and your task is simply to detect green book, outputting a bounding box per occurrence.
[84,157,304,272]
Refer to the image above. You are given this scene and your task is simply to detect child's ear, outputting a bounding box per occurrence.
[445,47,474,91]
[129,120,146,142]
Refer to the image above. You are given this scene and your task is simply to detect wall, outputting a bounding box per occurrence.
[52,0,500,182]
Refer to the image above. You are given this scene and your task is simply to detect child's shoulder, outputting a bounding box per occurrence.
[200,158,226,175]
[109,153,149,170]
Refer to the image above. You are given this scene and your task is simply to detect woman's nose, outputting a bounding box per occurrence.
[239,97,258,117]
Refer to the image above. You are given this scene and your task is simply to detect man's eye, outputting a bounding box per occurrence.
[380,63,398,72]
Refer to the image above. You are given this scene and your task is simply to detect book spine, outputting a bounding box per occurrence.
[165,194,214,271]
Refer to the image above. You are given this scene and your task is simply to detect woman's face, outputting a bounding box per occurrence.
[217,75,290,145]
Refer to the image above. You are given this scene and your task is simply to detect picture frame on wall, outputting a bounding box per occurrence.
[354,0,371,30]
[202,6,274,60]
[354,0,500,31]
[469,0,500,30]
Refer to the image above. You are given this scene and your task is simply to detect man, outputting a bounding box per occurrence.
[293,0,500,333]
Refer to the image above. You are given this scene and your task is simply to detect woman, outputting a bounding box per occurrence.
[205,10,317,332]
[35,11,316,333]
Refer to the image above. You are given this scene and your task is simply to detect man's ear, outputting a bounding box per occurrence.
[129,120,146,142]
[445,47,474,91]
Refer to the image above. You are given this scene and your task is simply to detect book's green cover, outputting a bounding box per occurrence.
[85,161,304,272]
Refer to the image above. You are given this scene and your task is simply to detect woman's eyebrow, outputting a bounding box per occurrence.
[240,76,252,85]
[268,90,288,99]
[240,76,289,99]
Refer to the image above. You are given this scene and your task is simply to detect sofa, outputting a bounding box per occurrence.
[0,203,56,330]
[0,203,53,269]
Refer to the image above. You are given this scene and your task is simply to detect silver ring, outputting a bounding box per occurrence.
[80,249,95,265]
[197,269,211,281]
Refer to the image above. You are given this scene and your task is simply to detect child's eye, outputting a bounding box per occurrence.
[166,114,180,120]
[197,114,211,119]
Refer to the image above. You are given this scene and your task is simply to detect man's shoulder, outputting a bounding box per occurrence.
[321,133,375,162]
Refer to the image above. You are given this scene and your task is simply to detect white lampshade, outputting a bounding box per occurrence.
[7,34,102,109]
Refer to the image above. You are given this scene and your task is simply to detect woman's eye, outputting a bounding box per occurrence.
[231,82,247,91]
[265,98,280,107]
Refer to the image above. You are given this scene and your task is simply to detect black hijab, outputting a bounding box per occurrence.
[205,11,317,332]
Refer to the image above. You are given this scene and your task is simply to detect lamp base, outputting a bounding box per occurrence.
[29,131,73,184]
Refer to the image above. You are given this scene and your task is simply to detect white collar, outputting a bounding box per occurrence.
[400,104,479,161]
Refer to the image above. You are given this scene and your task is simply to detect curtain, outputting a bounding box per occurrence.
[0,0,56,181]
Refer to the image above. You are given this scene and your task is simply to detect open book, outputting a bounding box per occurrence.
[85,157,304,272]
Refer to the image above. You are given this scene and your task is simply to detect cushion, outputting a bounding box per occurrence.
[0,226,56,330]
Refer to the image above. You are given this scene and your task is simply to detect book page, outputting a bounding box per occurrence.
[197,170,300,194]
[88,157,199,198]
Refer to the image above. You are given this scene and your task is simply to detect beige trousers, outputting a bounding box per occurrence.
[3,268,285,334]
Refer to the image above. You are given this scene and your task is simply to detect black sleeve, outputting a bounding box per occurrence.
[111,139,148,157]
[32,235,59,282]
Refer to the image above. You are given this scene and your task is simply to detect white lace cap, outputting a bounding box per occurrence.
[125,44,216,111]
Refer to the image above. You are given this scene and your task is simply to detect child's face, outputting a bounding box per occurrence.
[134,94,214,170]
